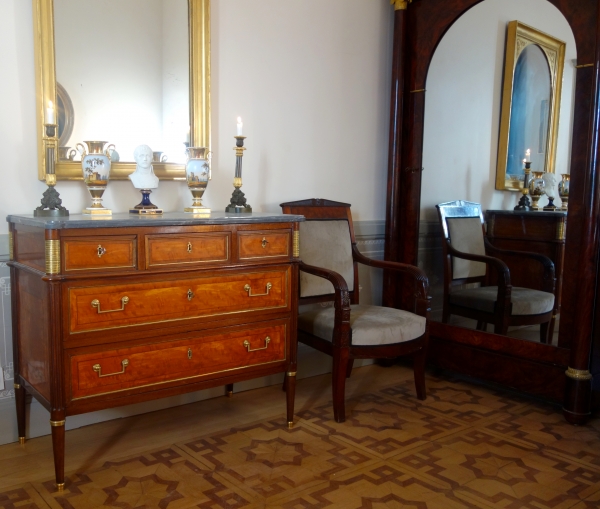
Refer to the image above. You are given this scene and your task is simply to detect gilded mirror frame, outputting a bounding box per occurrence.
[495,20,565,191]
[32,0,211,181]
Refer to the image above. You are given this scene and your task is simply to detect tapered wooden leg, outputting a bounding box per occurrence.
[332,348,349,423]
[225,383,233,397]
[50,419,66,491]
[14,384,26,444]
[346,359,354,378]
[413,348,427,401]
[285,371,296,428]
[540,321,550,344]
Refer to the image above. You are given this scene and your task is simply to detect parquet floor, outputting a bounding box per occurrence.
[2,363,600,508]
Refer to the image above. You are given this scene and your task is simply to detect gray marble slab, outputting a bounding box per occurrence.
[6,212,305,229]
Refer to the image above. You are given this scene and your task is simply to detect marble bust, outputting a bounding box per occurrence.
[129,145,159,189]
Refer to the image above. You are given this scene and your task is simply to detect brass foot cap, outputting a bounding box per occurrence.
[226,391,233,398]
[56,483,65,492]
[19,437,26,445]
[287,421,294,429]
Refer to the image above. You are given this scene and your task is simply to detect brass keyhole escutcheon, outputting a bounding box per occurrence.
[187,289,195,301]
[261,237,268,248]
[188,348,192,360]
[97,245,106,257]
[187,242,192,253]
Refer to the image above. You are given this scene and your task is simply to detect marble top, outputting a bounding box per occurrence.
[6,212,305,229]
[486,209,567,217]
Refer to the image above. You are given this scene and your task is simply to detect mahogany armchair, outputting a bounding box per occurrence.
[281,199,430,423]
[436,200,555,342]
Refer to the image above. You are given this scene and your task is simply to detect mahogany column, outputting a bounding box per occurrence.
[562,4,600,424]
[384,0,415,310]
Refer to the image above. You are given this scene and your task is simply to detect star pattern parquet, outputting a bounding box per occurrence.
[2,370,600,508]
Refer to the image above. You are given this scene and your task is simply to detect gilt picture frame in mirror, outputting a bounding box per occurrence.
[32,0,211,181]
[496,21,565,192]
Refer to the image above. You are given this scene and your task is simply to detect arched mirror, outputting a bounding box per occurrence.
[32,0,210,181]
[419,0,576,346]
[496,21,566,191]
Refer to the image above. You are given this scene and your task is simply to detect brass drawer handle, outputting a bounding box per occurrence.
[188,348,192,360]
[187,289,195,301]
[261,237,268,248]
[244,282,272,297]
[97,245,106,257]
[243,336,270,352]
[187,242,192,253]
[91,296,129,313]
[93,359,129,377]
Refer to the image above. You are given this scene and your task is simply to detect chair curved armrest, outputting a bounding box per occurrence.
[446,243,511,286]
[484,239,555,293]
[299,261,351,347]
[351,245,430,316]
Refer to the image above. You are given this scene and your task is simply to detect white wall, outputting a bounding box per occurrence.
[421,0,577,221]
[0,0,393,234]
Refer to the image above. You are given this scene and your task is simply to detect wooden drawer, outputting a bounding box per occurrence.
[68,267,290,333]
[146,232,230,268]
[68,322,287,400]
[64,236,137,272]
[238,230,290,260]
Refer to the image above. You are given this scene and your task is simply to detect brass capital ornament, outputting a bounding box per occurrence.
[45,240,60,274]
[565,367,593,381]
[390,0,412,10]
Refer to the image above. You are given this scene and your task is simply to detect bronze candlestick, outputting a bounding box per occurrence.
[514,162,532,211]
[225,136,252,213]
[34,124,69,217]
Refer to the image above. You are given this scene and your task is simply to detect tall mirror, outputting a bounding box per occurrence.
[496,21,566,191]
[418,0,576,348]
[32,0,210,181]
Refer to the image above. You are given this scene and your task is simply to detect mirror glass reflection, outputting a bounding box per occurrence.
[54,0,190,163]
[506,44,551,178]
[419,0,577,347]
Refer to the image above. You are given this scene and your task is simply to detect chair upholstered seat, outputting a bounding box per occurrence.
[449,286,555,316]
[298,304,427,346]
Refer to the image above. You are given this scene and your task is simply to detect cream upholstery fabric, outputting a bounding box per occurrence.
[298,304,426,346]
[449,286,555,316]
[447,217,486,279]
[299,220,354,297]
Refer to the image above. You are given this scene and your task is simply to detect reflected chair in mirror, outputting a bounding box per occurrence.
[281,199,430,423]
[436,200,555,343]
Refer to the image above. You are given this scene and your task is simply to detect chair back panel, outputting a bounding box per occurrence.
[447,217,487,279]
[299,220,355,297]
[436,200,486,281]
[281,199,358,300]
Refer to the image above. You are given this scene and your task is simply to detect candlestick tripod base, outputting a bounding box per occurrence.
[130,189,163,215]
[514,193,532,211]
[34,180,69,217]
[226,188,252,213]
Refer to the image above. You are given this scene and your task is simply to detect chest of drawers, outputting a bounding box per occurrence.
[7,212,303,490]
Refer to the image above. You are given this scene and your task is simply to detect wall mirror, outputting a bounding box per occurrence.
[32,0,210,181]
[496,20,565,191]
[419,0,576,349]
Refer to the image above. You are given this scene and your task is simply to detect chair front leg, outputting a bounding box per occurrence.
[413,346,427,401]
[332,346,350,423]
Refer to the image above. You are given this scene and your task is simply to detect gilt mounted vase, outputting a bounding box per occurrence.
[76,141,115,215]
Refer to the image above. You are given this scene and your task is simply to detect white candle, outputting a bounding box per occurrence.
[525,149,531,162]
[185,126,190,144]
[237,117,243,136]
[46,100,56,124]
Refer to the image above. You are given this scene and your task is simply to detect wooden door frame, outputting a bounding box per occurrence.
[384,0,600,424]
